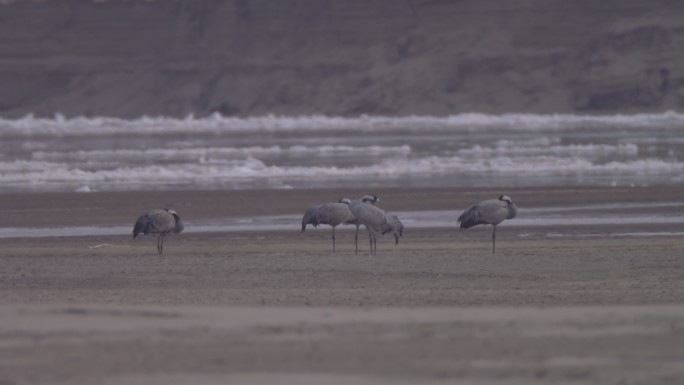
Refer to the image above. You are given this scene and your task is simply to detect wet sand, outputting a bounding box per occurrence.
[1,187,684,384]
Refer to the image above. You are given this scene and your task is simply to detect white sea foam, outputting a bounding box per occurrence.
[1,155,682,188]
[2,112,683,191]
[457,143,639,157]
[2,111,684,137]
[31,145,411,162]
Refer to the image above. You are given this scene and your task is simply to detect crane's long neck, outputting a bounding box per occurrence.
[506,203,517,220]
[171,213,184,233]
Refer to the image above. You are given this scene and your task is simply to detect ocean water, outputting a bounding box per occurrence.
[0,112,683,192]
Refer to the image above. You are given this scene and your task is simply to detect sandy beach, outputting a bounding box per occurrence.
[1,186,684,384]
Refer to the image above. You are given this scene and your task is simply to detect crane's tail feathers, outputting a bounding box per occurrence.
[458,221,478,229]
[301,207,322,232]
[301,205,322,232]
[301,219,320,232]
[458,219,485,229]
[457,206,483,229]
[132,216,152,238]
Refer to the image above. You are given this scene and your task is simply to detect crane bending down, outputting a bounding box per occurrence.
[384,213,405,246]
[457,195,517,253]
[133,208,184,256]
[349,195,404,256]
[301,198,358,253]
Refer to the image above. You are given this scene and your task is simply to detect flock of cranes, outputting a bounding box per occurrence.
[301,195,405,256]
[133,195,517,256]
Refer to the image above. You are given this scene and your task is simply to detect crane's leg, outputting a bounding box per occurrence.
[492,225,496,254]
[368,231,373,256]
[372,231,377,256]
[332,226,336,253]
[354,226,359,256]
[367,227,373,256]
[160,233,166,256]
[368,230,375,256]
[157,234,162,255]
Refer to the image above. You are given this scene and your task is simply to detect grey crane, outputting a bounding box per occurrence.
[457,195,517,253]
[132,208,184,256]
[301,198,358,253]
[349,194,404,256]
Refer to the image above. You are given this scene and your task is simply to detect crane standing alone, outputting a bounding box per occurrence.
[133,208,185,256]
[457,195,517,253]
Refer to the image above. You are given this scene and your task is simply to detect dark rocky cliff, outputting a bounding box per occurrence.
[1,0,683,118]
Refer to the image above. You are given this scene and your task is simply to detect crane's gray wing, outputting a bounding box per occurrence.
[477,200,510,225]
[458,199,508,228]
[315,203,355,227]
[133,210,174,237]
[349,203,388,232]
[146,210,176,232]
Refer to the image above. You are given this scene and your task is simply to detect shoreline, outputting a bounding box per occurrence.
[1,185,682,227]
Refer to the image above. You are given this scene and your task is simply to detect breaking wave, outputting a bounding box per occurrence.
[1,112,682,191]
[1,111,684,137]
